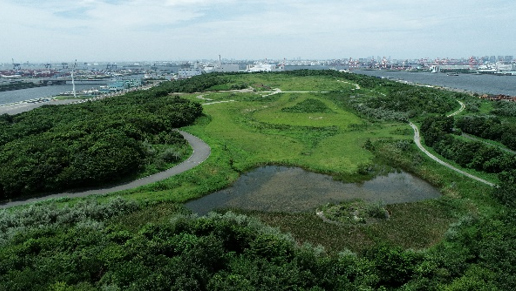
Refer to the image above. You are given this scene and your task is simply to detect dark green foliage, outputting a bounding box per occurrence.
[492,170,516,207]
[455,115,502,140]
[281,98,334,113]
[420,115,516,174]
[5,197,514,290]
[159,73,230,93]
[1,207,374,290]
[0,86,203,199]
[456,115,516,150]
[420,115,454,147]
[230,82,249,90]
[364,87,456,118]
[364,245,424,288]
[0,81,41,92]
[432,212,516,290]
[346,86,449,122]
[491,100,516,117]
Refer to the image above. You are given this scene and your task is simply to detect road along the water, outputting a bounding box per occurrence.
[0,131,211,209]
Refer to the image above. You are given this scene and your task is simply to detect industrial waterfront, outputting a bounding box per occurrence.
[2,67,515,105]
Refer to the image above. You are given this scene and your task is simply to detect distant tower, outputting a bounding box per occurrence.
[71,60,77,98]
[218,55,222,68]
[12,58,21,70]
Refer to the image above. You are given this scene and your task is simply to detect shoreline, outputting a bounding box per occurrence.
[354,70,516,97]
[0,83,158,115]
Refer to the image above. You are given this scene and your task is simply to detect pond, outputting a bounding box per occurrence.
[185,166,441,215]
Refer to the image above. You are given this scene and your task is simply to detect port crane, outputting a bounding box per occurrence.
[12,58,21,70]
[71,59,77,98]
[469,56,478,70]
[106,63,117,71]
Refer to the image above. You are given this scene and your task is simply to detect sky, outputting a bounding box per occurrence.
[1,0,515,63]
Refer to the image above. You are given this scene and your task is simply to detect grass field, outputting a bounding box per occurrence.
[218,74,358,92]
[24,72,500,253]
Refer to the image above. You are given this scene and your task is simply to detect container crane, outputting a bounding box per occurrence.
[12,58,21,70]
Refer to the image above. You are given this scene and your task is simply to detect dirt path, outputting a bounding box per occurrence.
[447,100,465,117]
[337,80,360,90]
[0,131,211,208]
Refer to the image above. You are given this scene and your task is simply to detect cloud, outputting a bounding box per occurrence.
[1,0,515,62]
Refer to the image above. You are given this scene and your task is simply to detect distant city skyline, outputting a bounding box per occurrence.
[1,0,515,63]
[1,55,515,67]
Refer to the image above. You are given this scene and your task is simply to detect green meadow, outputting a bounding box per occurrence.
[96,72,474,251]
[4,71,515,289]
[54,72,475,247]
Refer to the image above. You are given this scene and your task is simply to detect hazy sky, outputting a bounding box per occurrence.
[1,0,515,63]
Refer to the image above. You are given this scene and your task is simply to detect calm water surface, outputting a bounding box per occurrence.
[356,70,516,96]
[185,166,441,215]
[0,84,99,105]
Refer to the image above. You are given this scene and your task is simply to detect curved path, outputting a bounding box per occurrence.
[409,122,494,187]
[409,100,495,187]
[447,100,465,117]
[0,131,211,209]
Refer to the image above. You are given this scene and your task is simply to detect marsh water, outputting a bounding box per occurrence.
[185,166,441,215]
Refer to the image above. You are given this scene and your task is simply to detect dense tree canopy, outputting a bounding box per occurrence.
[1,196,515,290]
[456,115,516,150]
[420,115,516,174]
[0,86,203,199]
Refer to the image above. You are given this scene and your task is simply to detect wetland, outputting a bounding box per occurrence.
[185,165,441,215]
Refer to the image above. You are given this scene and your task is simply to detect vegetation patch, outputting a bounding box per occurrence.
[0,81,42,92]
[4,70,516,290]
[0,86,204,200]
[240,198,457,254]
[317,200,389,225]
[281,98,334,113]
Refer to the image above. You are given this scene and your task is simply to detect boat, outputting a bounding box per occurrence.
[447,73,459,76]
[0,74,22,79]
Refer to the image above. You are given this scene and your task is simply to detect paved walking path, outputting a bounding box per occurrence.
[409,122,495,187]
[0,131,211,209]
[409,100,495,187]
